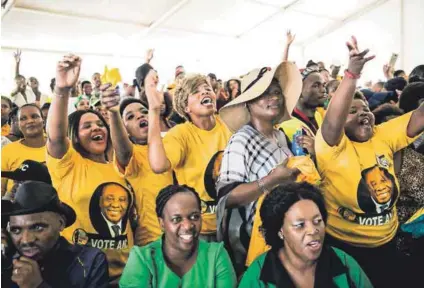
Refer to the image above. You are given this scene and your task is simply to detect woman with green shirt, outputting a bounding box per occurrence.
[239,183,372,288]
[120,184,237,288]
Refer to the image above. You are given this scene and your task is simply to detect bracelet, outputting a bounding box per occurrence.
[344,69,361,79]
[257,178,269,194]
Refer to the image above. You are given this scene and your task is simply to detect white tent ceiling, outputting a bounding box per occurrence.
[1,0,423,94]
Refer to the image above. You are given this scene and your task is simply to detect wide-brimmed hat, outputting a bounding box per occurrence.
[2,181,76,227]
[219,62,302,132]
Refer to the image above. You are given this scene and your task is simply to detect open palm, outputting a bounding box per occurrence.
[55,55,82,90]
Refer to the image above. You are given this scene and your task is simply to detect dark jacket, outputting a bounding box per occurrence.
[2,237,109,288]
[239,246,373,288]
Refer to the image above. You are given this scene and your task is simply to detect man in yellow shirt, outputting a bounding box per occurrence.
[279,66,327,156]
[145,73,232,240]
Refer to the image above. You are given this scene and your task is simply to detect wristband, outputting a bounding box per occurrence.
[344,69,361,79]
[257,178,269,194]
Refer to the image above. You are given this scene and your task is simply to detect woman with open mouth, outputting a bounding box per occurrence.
[46,54,135,286]
[120,184,236,288]
[239,182,372,288]
[215,61,303,275]
[145,72,233,242]
[315,36,424,288]
[100,92,174,247]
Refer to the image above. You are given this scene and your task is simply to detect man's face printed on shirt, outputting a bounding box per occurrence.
[364,166,393,204]
[99,184,129,224]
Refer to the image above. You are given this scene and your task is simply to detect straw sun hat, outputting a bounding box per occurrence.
[219,62,302,132]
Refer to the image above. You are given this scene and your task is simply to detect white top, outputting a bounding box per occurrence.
[11,88,49,107]
[12,88,37,107]
[101,213,123,237]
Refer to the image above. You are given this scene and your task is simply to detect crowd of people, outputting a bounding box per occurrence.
[1,33,424,288]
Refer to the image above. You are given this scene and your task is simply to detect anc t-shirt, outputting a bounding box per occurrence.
[315,112,419,247]
[163,116,232,234]
[46,145,134,284]
[1,139,46,192]
[114,144,173,245]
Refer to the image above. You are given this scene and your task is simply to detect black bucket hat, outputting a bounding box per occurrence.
[2,181,76,227]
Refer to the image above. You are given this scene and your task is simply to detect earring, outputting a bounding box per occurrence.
[278,231,284,240]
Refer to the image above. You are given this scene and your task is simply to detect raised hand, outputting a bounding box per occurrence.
[55,55,82,93]
[346,36,375,75]
[297,129,316,155]
[13,49,21,63]
[144,70,163,112]
[100,83,120,111]
[286,30,296,46]
[145,49,154,63]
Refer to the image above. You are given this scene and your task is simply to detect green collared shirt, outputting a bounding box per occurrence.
[239,246,373,288]
[119,238,237,288]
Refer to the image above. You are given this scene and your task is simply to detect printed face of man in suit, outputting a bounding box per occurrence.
[99,184,129,224]
[364,167,393,204]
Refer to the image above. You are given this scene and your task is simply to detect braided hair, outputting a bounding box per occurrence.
[156,185,201,218]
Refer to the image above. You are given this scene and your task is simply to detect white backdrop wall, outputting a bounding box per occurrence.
[303,0,424,86]
[1,0,424,96]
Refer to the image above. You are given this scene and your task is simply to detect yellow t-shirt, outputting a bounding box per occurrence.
[46,145,134,283]
[315,112,419,247]
[163,116,232,234]
[115,144,173,246]
[1,140,46,192]
[279,110,323,140]
[1,124,10,136]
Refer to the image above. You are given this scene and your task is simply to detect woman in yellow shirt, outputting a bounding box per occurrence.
[145,73,232,240]
[2,103,47,197]
[46,54,134,286]
[315,37,424,287]
[100,91,174,246]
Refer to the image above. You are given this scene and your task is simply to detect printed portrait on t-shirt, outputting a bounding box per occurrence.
[89,182,132,238]
[357,164,398,214]
[202,151,224,214]
[71,182,134,251]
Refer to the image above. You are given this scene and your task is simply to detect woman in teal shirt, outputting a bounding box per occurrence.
[239,183,372,288]
[120,184,237,287]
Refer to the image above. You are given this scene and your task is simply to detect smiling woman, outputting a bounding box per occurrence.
[1,103,47,197]
[119,184,237,288]
[45,54,135,285]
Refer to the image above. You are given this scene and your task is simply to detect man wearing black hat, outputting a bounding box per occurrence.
[2,181,109,288]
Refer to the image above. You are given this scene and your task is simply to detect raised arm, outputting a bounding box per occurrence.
[383,64,394,80]
[14,49,21,78]
[46,55,81,159]
[101,87,134,167]
[407,102,424,138]
[282,30,295,62]
[145,49,154,64]
[145,73,171,173]
[321,36,375,146]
